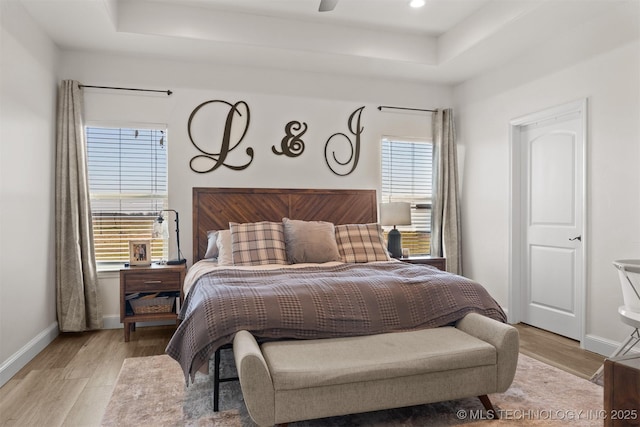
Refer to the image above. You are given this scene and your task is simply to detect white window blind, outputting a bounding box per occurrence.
[86,126,168,267]
[381,138,433,255]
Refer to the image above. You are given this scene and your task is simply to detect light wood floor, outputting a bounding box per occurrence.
[514,323,605,380]
[0,323,605,427]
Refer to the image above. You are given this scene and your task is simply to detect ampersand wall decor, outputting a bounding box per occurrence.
[324,106,365,176]
[188,100,254,173]
[272,120,307,157]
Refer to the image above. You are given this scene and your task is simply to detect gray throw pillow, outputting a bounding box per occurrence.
[283,218,341,264]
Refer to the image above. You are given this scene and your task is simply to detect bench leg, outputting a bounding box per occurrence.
[478,395,499,419]
[213,348,221,412]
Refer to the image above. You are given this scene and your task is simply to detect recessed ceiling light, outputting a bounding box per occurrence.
[409,0,425,8]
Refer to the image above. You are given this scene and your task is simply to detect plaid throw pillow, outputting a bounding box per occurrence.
[335,223,390,263]
[230,221,288,266]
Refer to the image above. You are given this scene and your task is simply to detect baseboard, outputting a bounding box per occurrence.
[0,322,59,388]
[0,315,176,387]
[103,315,123,330]
[583,332,640,357]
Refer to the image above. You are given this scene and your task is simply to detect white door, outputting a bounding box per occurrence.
[513,101,586,341]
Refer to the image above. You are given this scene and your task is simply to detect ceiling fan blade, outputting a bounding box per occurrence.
[319,0,338,12]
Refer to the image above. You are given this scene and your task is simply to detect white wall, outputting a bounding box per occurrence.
[0,2,59,384]
[454,2,640,355]
[58,51,453,324]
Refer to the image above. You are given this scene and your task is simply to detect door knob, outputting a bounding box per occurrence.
[569,235,582,242]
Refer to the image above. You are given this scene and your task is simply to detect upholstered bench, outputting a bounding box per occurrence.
[233,312,519,426]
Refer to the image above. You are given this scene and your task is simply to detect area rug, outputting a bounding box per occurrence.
[101,349,603,426]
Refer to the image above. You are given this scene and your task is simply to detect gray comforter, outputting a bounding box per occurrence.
[166,261,506,382]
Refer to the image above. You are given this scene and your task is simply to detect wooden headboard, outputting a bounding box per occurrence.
[193,187,378,262]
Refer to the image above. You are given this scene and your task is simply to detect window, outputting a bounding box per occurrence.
[86,126,168,268]
[381,137,433,255]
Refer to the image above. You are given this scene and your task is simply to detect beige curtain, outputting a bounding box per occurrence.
[431,108,462,275]
[55,80,102,332]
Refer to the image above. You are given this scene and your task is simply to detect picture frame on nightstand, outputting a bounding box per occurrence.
[129,240,151,266]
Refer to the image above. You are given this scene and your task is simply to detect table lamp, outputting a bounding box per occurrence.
[379,202,412,258]
[154,209,186,265]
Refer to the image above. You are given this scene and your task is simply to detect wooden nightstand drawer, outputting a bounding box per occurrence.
[124,272,181,292]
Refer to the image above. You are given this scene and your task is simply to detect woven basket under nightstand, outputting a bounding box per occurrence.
[129,296,175,314]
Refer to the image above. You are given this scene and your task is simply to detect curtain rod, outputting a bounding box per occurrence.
[377,105,436,113]
[79,84,173,96]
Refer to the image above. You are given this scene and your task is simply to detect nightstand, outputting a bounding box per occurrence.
[604,353,640,426]
[120,263,186,342]
[399,255,446,271]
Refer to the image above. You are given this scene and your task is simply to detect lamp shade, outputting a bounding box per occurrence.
[379,202,412,227]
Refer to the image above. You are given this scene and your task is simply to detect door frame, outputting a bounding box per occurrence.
[508,98,588,345]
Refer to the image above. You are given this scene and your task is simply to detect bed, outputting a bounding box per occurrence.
[165,187,506,387]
